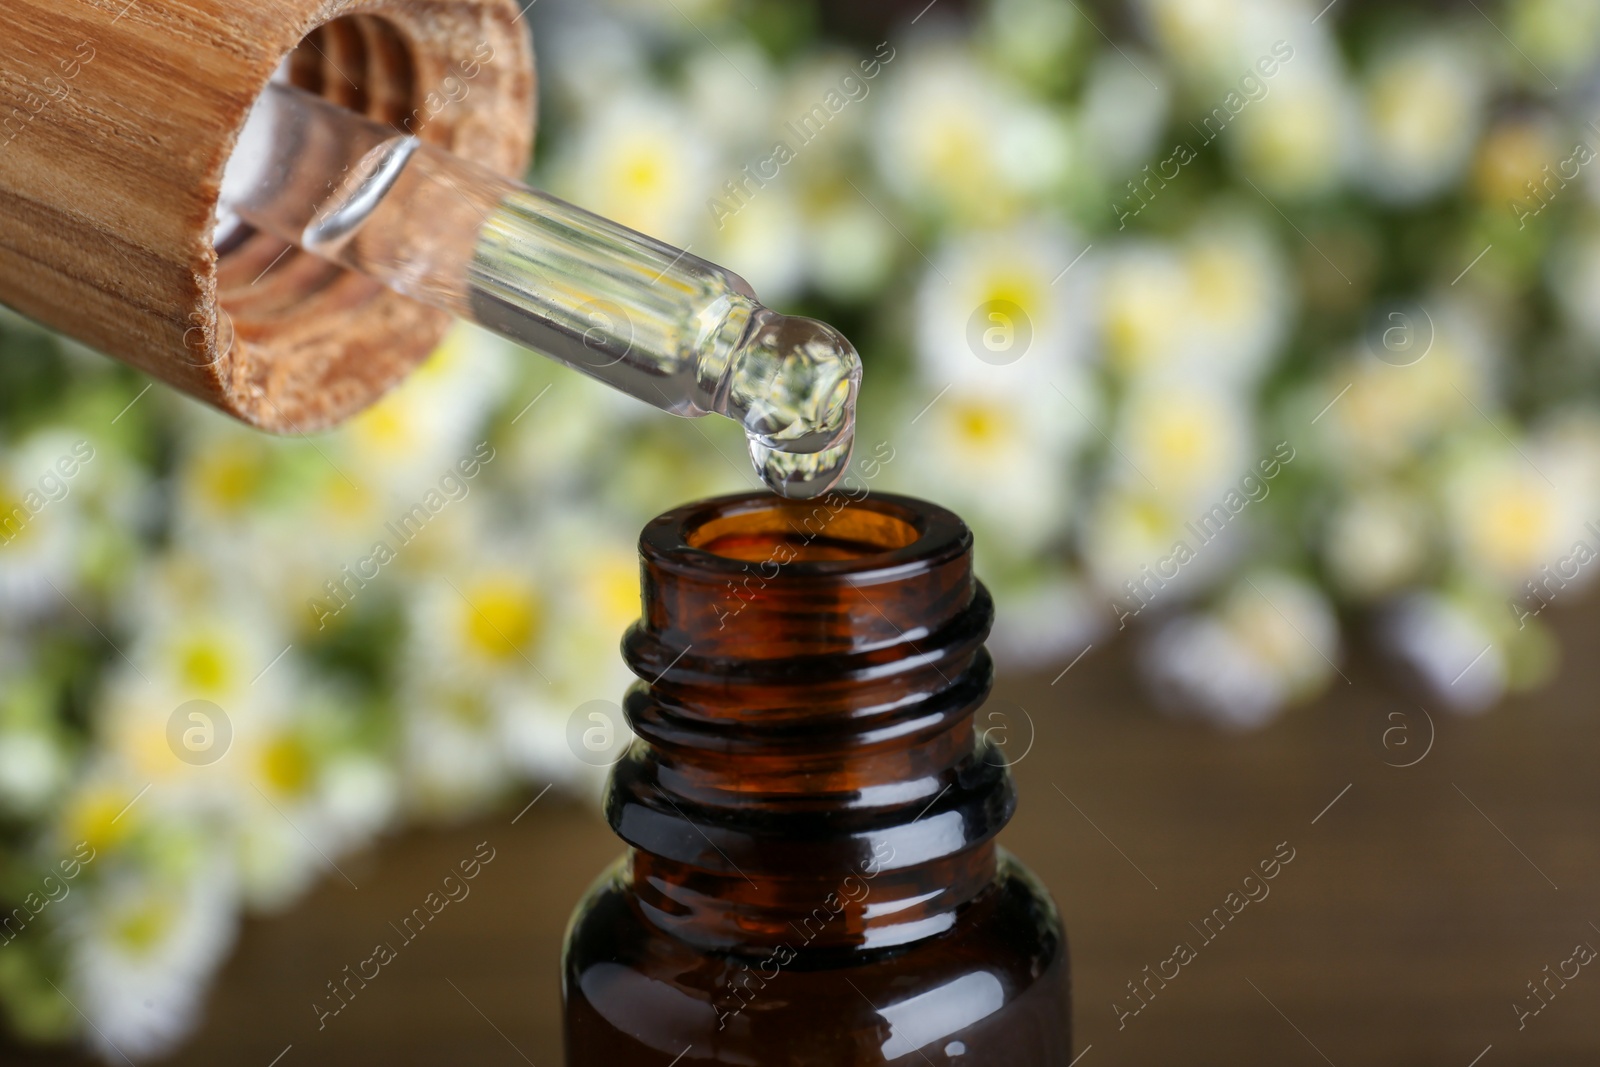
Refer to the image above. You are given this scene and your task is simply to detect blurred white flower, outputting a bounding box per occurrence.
[1442,432,1598,591]
[97,669,358,915]
[1079,51,1171,178]
[1114,382,1253,512]
[1079,488,1240,611]
[1180,213,1294,385]
[0,730,66,815]
[1097,241,1192,377]
[768,49,882,177]
[499,696,590,792]
[1229,59,1357,199]
[1230,572,1342,699]
[1143,570,1339,729]
[801,191,898,302]
[1548,222,1600,341]
[873,43,1071,222]
[893,377,1089,560]
[501,371,653,502]
[0,431,96,613]
[490,510,640,787]
[1359,34,1488,204]
[1323,486,1432,601]
[534,1,651,114]
[122,576,292,714]
[1311,298,1500,471]
[167,424,365,633]
[1508,0,1600,88]
[703,182,807,304]
[987,567,1105,671]
[234,801,332,912]
[407,552,551,695]
[538,515,641,689]
[1144,614,1282,729]
[1136,0,1258,82]
[1381,590,1506,713]
[96,675,228,812]
[915,220,1093,388]
[66,858,238,1061]
[1137,0,1320,86]
[683,41,778,149]
[320,755,400,844]
[1095,218,1290,385]
[1533,407,1600,486]
[168,415,285,555]
[336,325,507,498]
[550,89,718,244]
[399,682,520,818]
[233,718,368,910]
[983,0,1084,90]
[56,777,149,867]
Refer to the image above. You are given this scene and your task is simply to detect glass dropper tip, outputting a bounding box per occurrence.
[718,311,862,499]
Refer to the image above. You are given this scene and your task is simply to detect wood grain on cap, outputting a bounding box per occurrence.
[0,0,535,431]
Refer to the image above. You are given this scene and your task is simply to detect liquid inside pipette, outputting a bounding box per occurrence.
[219,81,860,498]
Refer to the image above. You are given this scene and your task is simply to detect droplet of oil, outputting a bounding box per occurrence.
[748,430,855,499]
[723,311,861,498]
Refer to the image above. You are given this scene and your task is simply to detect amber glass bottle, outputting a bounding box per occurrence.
[562,491,1070,1064]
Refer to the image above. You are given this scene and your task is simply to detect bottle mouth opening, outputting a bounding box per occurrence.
[643,492,969,579]
[690,505,916,562]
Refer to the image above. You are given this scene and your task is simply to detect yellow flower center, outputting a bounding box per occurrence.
[1234,602,1304,670]
[64,789,132,854]
[325,475,374,520]
[622,154,664,196]
[178,639,233,693]
[259,735,313,795]
[0,491,34,549]
[1129,497,1171,539]
[113,900,173,954]
[415,328,468,384]
[983,273,1042,321]
[1156,420,1205,463]
[1241,91,1337,191]
[1369,62,1464,155]
[1142,402,1218,479]
[463,580,541,662]
[1474,122,1553,204]
[352,402,414,454]
[930,121,983,176]
[950,401,1005,447]
[1103,269,1182,373]
[1188,247,1252,324]
[1480,482,1554,569]
[192,443,265,512]
[585,557,641,633]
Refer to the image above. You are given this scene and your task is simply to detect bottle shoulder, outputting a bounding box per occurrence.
[563,851,1070,1065]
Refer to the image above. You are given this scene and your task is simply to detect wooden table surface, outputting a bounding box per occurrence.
[14,595,1600,1066]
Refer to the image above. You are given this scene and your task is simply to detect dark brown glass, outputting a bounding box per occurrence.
[562,492,1071,1065]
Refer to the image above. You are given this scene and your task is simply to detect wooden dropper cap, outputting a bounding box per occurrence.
[0,0,535,431]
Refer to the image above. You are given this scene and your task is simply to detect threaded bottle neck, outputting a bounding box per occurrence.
[609,492,1012,953]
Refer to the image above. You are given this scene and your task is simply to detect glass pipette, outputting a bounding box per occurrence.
[218,81,860,499]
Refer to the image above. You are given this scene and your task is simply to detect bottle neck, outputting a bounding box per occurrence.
[607,492,1012,953]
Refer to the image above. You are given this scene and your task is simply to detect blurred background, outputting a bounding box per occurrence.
[4,0,1600,1060]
